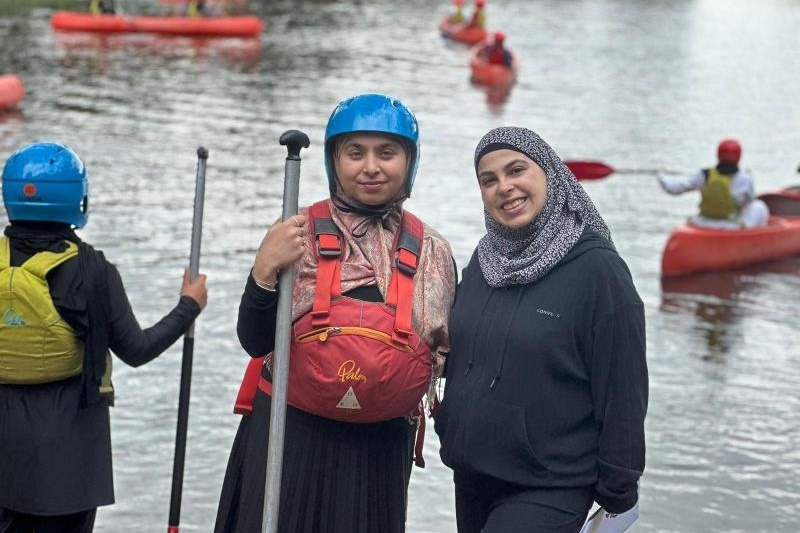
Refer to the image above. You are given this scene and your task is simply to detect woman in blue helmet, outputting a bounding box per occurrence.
[0,142,207,532]
[214,94,457,533]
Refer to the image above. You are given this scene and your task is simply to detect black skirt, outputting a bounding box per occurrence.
[0,376,113,515]
[215,388,416,533]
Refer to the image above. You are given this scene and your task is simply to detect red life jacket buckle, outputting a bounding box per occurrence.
[317,233,341,257]
[314,218,342,258]
[395,230,421,276]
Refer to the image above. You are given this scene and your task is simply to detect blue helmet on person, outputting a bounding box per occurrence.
[324,93,420,198]
[2,142,89,228]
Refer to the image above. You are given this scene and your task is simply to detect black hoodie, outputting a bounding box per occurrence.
[435,228,648,514]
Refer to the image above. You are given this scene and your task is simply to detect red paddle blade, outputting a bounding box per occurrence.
[565,160,615,180]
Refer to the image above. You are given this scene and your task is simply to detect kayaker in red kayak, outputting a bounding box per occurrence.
[448,0,466,24]
[469,0,487,28]
[657,138,770,229]
[88,0,115,14]
[482,31,513,67]
[184,0,212,17]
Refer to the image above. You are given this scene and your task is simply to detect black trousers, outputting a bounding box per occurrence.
[0,508,96,533]
[454,471,591,533]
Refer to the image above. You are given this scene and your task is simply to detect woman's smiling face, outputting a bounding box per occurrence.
[477,149,547,229]
[334,133,408,206]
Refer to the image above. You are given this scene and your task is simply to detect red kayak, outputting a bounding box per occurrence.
[50,11,263,38]
[468,41,518,88]
[758,188,800,217]
[0,74,25,110]
[661,216,800,276]
[438,16,487,45]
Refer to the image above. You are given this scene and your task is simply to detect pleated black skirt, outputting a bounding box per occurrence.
[215,388,416,533]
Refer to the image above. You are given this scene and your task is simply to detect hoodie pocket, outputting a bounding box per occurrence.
[434,388,461,467]
[462,397,550,484]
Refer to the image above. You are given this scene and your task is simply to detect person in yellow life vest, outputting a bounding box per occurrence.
[0,142,208,533]
[88,0,116,14]
[185,0,211,17]
[449,0,466,24]
[657,138,769,229]
[469,0,487,28]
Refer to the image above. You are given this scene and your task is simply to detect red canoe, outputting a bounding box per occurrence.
[0,74,25,110]
[758,188,800,217]
[438,16,488,45]
[468,41,518,88]
[50,11,263,38]
[661,216,800,277]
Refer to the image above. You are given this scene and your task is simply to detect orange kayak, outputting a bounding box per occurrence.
[50,11,263,38]
[468,41,518,87]
[758,188,800,217]
[0,74,25,110]
[661,216,800,276]
[438,16,487,45]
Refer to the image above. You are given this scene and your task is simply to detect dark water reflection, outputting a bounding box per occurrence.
[2,0,800,532]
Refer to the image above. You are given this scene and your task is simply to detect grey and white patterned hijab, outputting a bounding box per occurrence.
[474,126,613,287]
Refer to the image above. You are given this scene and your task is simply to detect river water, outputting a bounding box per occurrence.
[1,0,799,531]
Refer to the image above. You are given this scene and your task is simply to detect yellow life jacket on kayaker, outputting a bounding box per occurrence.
[0,237,85,384]
[471,9,486,28]
[186,1,205,18]
[88,0,114,15]
[699,167,737,219]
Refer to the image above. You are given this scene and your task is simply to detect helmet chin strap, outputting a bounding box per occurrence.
[331,194,404,238]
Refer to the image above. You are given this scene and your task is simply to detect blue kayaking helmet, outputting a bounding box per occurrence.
[324,93,420,198]
[2,142,89,228]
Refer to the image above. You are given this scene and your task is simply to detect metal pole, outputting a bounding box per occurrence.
[167,146,208,533]
[261,130,309,533]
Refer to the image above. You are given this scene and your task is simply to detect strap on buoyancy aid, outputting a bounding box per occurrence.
[308,199,422,345]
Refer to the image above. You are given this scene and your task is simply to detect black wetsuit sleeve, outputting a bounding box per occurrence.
[106,264,201,367]
[237,273,279,357]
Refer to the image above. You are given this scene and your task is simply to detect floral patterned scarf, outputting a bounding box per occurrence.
[290,199,456,366]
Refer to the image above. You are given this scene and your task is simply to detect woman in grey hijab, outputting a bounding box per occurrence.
[434,127,648,533]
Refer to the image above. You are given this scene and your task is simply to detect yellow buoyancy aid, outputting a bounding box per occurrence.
[699,167,738,220]
[186,1,205,18]
[0,237,85,384]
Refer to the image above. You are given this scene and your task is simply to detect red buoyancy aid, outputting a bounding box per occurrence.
[487,45,505,65]
[235,201,433,426]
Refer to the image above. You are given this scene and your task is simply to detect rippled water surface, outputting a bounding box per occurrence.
[1,1,799,532]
